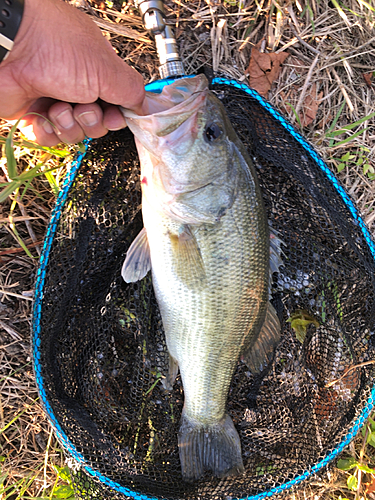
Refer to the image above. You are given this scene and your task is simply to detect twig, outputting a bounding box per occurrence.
[290,26,321,55]
[92,17,151,43]
[0,320,22,340]
[320,49,375,72]
[0,216,39,223]
[286,4,301,34]
[292,41,324,122]
[0,240,43,258]
[15,198,41,256]
[0,289,33,301]
[325,360,375,388]
[336,36,375,60]
[331,67,354,114]
[238,20,264,51]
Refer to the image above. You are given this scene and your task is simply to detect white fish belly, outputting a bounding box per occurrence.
[143,175,269,426]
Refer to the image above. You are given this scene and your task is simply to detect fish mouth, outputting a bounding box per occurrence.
[121,76,209,137]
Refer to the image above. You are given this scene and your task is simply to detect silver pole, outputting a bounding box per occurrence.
[134,0,185,79]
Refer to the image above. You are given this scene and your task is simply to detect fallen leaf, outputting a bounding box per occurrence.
[246,43,289,96]
[277,56,324,128]
[363,72,374,88]
[314,387,339,422]
[287,309,320,343]
[366,475,375,494]
[298,83,324,128]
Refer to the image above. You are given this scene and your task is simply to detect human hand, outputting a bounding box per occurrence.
[0,0,145,146]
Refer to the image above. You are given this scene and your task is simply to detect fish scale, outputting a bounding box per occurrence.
[121,74,281,480]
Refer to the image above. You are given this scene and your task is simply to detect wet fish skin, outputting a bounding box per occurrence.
[121,75,280,480]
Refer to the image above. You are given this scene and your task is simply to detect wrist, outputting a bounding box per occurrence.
[0,0,25,63]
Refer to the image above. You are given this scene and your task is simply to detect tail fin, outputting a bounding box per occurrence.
[178,413,244,481]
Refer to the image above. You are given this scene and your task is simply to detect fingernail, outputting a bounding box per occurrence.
[78,111,98,127]
[41,119,54,135]
[108,123,126,131]
[107,116,127,131]
[55,109,75,130]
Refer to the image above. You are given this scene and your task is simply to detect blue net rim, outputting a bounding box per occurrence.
[32,77,375,500]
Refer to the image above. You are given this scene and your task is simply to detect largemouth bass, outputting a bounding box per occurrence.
[121,75,281,481]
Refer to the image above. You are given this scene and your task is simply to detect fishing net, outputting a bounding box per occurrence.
[32,79,375,500]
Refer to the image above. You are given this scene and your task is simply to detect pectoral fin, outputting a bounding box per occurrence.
[242,302,281,373]
[121,228,151,283]
[170,226,205,285]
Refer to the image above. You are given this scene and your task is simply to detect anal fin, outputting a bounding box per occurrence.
[121,227,151,283]
[161,354,179,391]
[269,227,284,275]
[243,302,281,374]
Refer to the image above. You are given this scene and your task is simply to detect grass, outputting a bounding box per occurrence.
[0,0,374,498]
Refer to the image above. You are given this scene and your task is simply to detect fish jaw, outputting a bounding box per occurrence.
[137,135,240,226]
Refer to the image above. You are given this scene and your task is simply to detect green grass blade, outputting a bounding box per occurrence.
[20,165,62,181]
[306,2,315,35]
[0,406,29,434]
[331,128,369,147]
[326,101,346,135]
[16,163,43,181]
[4,122,20,180]
[8,222,35,259]
[285,102,303,129]
[331,0,350,24]
[19,179,33,202]
[43,170,60,197]
[0,136,70,157]
[356,0,375,12]
[0,181,20,203]
[327,110,375,138]
[0,361,32,384]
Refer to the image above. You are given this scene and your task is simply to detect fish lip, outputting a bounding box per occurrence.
[122,90,208,136]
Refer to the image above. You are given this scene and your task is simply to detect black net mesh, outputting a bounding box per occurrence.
[33,82,375,500]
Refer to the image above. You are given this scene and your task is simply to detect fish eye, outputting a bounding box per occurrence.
[204,122,222,143]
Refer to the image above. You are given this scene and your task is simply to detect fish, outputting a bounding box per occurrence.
[121,74,281,481]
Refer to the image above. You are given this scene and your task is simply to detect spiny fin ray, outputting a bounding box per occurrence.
[242,302,281,373]
[121,227,151,283]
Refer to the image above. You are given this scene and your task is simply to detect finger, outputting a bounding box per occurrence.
[17,98,58,127]
[48,102,85,144]
[102,104,127,131]
[31,115,62,147]
[98,56,145,111]
[17,99,61,146]
[73,103,108,139]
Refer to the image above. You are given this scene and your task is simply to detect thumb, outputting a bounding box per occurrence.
[98,48,145,112]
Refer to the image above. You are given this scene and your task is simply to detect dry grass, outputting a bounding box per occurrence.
[0,0,375,498]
